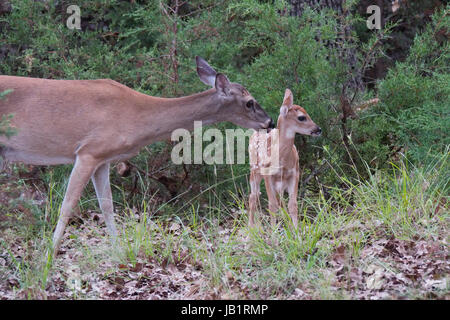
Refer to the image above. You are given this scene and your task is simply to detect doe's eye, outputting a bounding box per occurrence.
[298,116,306,122]
[246,100,254,109]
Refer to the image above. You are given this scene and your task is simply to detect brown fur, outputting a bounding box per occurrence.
[0,57,273,255]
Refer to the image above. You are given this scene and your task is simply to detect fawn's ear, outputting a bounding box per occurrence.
[196,56,217,87]
[283,88,294,107]
[280,88,293,115]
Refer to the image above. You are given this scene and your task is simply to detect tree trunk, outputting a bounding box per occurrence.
[0,0,12,15]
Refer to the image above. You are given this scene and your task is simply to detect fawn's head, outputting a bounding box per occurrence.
[196,56,274,130]
[278,88,321,137]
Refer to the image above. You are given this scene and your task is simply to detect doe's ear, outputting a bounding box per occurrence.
[196,56,217,87]
[215,73,230,95]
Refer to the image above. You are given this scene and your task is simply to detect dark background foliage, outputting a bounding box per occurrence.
[0,0,448,208]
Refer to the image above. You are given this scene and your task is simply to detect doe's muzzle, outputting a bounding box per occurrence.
[312,126,322,136]
[269,119,276,129]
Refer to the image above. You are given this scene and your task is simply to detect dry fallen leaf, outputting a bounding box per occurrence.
[424,279,447,290]
[169,222,180,232]
[366,266,385,290]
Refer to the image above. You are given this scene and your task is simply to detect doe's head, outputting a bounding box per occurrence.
[196,56,274,130]
[278,89,321,137]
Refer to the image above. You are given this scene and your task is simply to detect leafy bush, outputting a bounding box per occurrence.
[0,0,447,201]
[0,89,15,138]
[357,7,449,165]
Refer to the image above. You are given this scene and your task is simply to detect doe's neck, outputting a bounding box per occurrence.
[141,88,225,134]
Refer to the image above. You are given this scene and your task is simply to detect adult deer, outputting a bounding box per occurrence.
[248,89,321,228]
[0,57,274,255]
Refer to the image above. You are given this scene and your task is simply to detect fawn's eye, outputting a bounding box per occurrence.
[298,116,306,122]
[246,100,254,109]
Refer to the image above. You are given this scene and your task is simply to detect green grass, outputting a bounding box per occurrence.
[0,150,448,299]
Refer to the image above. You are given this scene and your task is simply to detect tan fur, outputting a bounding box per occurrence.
[0,57,272,255]
[248,89,321,228]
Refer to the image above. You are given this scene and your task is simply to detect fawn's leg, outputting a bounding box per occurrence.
[248,170,262,227]
[287,174,299,229]
[265,176,281,226]
[52,154,99,256]
[92,162,118,241]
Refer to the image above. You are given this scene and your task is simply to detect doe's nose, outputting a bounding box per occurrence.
[269,119,276,129]
[313,126,322,135]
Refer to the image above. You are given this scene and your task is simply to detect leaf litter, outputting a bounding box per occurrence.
[0,170,448,299]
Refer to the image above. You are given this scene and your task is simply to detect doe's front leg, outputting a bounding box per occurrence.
[52,154,99,256]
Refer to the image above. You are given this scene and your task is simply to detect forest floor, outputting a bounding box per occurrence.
[0,164,448,300]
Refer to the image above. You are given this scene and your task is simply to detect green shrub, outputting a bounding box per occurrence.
[359,7,449,165]
[0,89,16,138]
[0,0,447,204]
